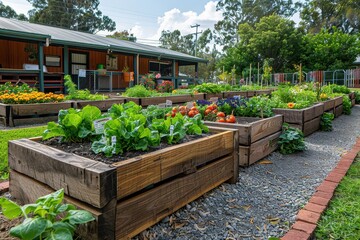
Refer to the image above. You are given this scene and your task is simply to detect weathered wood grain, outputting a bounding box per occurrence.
[112,130,234,199]
[205,93,224,100]
[334,104,343,118]
[303,116,321,136]
[351,99,355,107]
[115,155,234,239]
[239,131,281,166]
[223,91,247,98]
[11,102,73,116]
[334,96,343,107]
[205,115,283,145]
[255,90,271,96]
[74,98,126,111]
[322,99,335,112]
[303,103,324,122]
[272,108,303,125]
[124,97,140,105]
[8,139,117,208]
[10,170,116,240]
[247,91,255,97]
[349,92,355,100]
[140,96,167,106]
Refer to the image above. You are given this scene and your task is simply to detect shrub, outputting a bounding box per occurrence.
[123,85,153,97]
[320,112,334,131]
[140,73,156,90]
[157,80,174,93]
[278,123,306,154]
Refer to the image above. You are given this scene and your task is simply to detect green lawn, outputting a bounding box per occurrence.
[315,156,360,240]
[0,126,46,179]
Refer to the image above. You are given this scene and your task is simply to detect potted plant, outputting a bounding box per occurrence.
[122,65,134,82]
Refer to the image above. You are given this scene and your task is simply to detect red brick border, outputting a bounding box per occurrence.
[281,137,360,240]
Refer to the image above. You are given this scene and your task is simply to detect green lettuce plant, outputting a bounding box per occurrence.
[278,123,306,154]
[0,189,95,240]
[320,112,334,131]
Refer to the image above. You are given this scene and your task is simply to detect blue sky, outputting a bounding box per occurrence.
[2,0,222,45]
[2,0,301,46]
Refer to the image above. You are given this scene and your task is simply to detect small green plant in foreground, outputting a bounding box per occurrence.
[278,123,306,154]
[315,157,360,240]
[0,188,95,240]
[320,112,334,131]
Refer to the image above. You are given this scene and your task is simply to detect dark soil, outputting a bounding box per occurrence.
[42,133,212,165]
[0,214,20,240]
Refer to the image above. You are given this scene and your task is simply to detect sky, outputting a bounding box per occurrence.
[2,0,224,46]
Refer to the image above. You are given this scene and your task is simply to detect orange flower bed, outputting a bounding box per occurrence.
[0,92,64,104]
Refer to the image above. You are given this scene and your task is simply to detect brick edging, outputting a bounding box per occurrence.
[281,138,360,240]
[0,181,9,194]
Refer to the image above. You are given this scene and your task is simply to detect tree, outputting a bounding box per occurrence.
[159,30,193,54]
[301,27,360,70]
[0,1,28,20]
[300,0,360,34]
[214,0,299,50]
[218,15,303,75]
[27,0,115,33]
[106,30,137,42]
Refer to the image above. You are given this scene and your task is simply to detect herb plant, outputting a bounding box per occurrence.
[123,85,153,97]
[64,75,107,101]
[0,188,95,240]
[193,83,223,94]
[343,95,351,115]
[320,112,334,131]
[278,123,306,154]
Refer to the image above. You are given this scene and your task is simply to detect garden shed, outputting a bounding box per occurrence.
[0,17,206,92]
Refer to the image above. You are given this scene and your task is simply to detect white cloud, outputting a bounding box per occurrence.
[152,1,223,40]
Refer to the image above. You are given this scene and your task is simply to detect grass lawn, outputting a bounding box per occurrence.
[315,156,360,240]
[0,126,46,180]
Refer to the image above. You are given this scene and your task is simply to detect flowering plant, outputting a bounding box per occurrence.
[157,80,174,93]
[140,73,156,90]
[0,92,64,104]
[155,73,161,79]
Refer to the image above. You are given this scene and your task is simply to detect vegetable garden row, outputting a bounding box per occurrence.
[1,78,357,239]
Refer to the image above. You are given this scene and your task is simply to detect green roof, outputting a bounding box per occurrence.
[0,17,207,63]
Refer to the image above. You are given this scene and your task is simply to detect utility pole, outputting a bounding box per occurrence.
[191,24,202,57]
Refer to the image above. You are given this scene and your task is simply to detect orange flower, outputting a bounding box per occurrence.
[287,102,295,109]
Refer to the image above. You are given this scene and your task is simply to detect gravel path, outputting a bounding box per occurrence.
[134,106,360,240]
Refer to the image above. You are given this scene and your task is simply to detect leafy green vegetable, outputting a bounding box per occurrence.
[278,123,306,154]
[320,112,334,131]
[64,75,107,100]
[43,105,102,142]
[0,189,94,240]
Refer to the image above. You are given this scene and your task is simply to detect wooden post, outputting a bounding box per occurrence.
[38,42,45,92]
[63,45,69,75]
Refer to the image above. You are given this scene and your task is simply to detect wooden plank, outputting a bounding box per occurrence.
[349,92,355,100]
[205,121,251,145]
[351,99,355,107]
[239,131,281,166]
[191,93,205,101]
[112,130,234,199]
[249,115,283,143]
[8,139,117,208]
[11,116,58,127]
[334,96,343,107]
[322,99,335,112]
[303,116,321,136]
[255,90,271,96]
[10,102,73,116]
[124,97,140,105]
[205,93,224,100]
[303,103,324,122]
[247,91,255,97]
[0,103,7,116]
[334,104,343,118]
[74,98,126,111]
[140,96,167,106]
[272,108,304,125]
[115,155,234,239]
[223,91,247,98]
[165,94,192,104]
[10,170,116,240]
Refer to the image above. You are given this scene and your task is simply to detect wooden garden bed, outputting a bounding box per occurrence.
[0,102,73,127]
[8,127,238,240]
[204,93,224,100]
[333,96,343,118]
[349,92,355,107]
[124,94,205,107]
[204,115,283,166]
[272,103,324,136]
[255,89,272,96]
[73,98,126,112]
[222,91,247,98]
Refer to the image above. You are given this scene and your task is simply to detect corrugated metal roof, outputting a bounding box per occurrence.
[0,17,207,63]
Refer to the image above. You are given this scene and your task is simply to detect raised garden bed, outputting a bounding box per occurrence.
[272,103,324,136]
[0,102,73,127]
[73,98,126,112]
[204,93,224,100]
[8,127,238,240]
[124,94,205,107]
[204,115,283,166]
[255,89,272,96]
[333,96,343,118]
[222,91,247,98]
[349,92,355,107]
